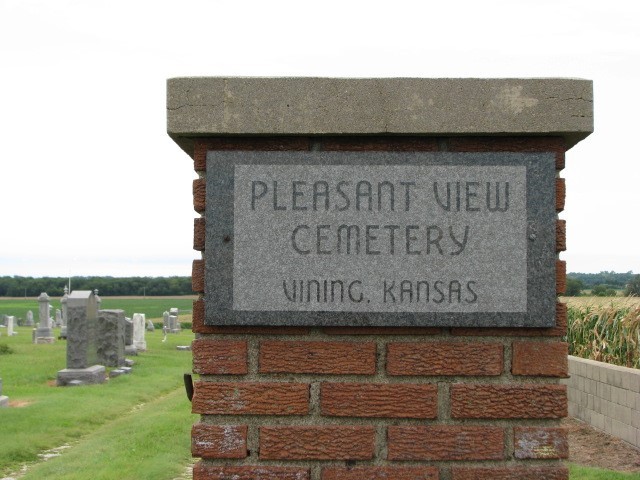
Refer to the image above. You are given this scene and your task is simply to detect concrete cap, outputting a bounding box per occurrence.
[167,77,593,156]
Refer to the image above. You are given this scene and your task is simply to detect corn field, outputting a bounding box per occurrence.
[565,298,640,369]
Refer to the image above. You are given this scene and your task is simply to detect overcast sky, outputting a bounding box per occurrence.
[1,0,638,277]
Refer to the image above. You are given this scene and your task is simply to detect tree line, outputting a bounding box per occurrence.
[566,271,639,297]
[0,276,192,297]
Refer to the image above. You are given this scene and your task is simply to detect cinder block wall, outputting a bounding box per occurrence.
[563,355,640,448]
[189,136,570,480]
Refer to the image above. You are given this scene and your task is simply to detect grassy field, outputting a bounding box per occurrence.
[0,296,196,324]
[0,322,196,479]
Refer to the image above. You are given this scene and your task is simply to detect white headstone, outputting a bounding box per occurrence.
[132,313,147,351]
[7,316,15,336]
[25,310,34,326]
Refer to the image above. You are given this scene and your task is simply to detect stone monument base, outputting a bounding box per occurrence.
[125,345,138,356]
[133,341,147,352]
[0,396,8,407]
[57,365,106,386]
[35,337,55,344]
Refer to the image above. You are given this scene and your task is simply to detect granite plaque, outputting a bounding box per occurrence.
[205,152,556,327]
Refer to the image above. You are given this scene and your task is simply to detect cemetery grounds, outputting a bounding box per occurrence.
[1,295,640,479]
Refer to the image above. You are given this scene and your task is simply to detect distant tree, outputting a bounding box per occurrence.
[565,278,584,296]
[591,284,617,297]
[625,274,640,296]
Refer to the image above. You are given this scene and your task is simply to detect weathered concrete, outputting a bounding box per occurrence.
[167,77,593,156]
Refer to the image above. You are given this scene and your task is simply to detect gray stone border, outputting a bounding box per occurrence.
[205,151,556,327]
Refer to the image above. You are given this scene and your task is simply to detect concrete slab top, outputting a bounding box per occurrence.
[167,77,593,156]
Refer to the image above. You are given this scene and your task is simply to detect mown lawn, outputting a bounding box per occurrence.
[0,324,196,480]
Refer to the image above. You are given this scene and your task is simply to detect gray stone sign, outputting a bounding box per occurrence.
[205,151,556,327]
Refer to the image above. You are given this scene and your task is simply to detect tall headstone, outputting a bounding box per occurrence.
[96,309,126,367]
[162,311,170,331]
[132,313,147,351]
[124,317,136,355]
[55,309,62,327]
[169,307,181,333]
[56,290,105,385]
[36,292,54,343]
[94,289,101,311]
[6,316,14,336]
[60,286,69,338]
[0,378,8,408]
[25,310,34,326]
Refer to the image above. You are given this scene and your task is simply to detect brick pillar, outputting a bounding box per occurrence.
[168,78,593,480]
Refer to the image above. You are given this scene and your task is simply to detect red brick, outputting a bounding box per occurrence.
[260,426,375,460]
[451,384,567,419]
[512,341,568,377]
[556,177,565,212]
[387,342,503,376]
[194,218,205,251]
[192,339,247,375]
[388,425,504,461]
[451,302,567,337]
[192,260,204,293]
[260,341,376,374]
[321,382,437,418]
[321,136,439,151]
[556,219,566,252]
[191,300,310,335]
[322,466,439,480]
[193,137,310,171]
[191,382,309,415]
[557,260,566,295]
[451,466,568,480]
[514,426,569,459]
[193,463,310,480]
[323,327,441,335]
[191,424,247,459]
[193,178,206,213]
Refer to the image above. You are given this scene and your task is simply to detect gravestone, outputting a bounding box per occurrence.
[146,319,155,332]
[132,313,147,351]
[56,290,105,386]
[6,316,15,336]
[169,308,181,333]
[0,378,8,408]
[96,309,126,367]
[60,286,69,338]
[36,292,54,343]
[162,311,170,331]
[55,309,62,327]
[124,317,137,355]
[25,310,34,326]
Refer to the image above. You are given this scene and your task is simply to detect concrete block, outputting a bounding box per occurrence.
[631,410,640,429]
[591,411,605,431]
[630,372,640,393]
[604,416,613,434]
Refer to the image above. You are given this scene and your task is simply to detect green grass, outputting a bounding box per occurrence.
[570,464,640,479]
[0,324,196,479]
[0,296,195,323]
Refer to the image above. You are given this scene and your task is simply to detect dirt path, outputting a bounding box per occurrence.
[564,417,640,472]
